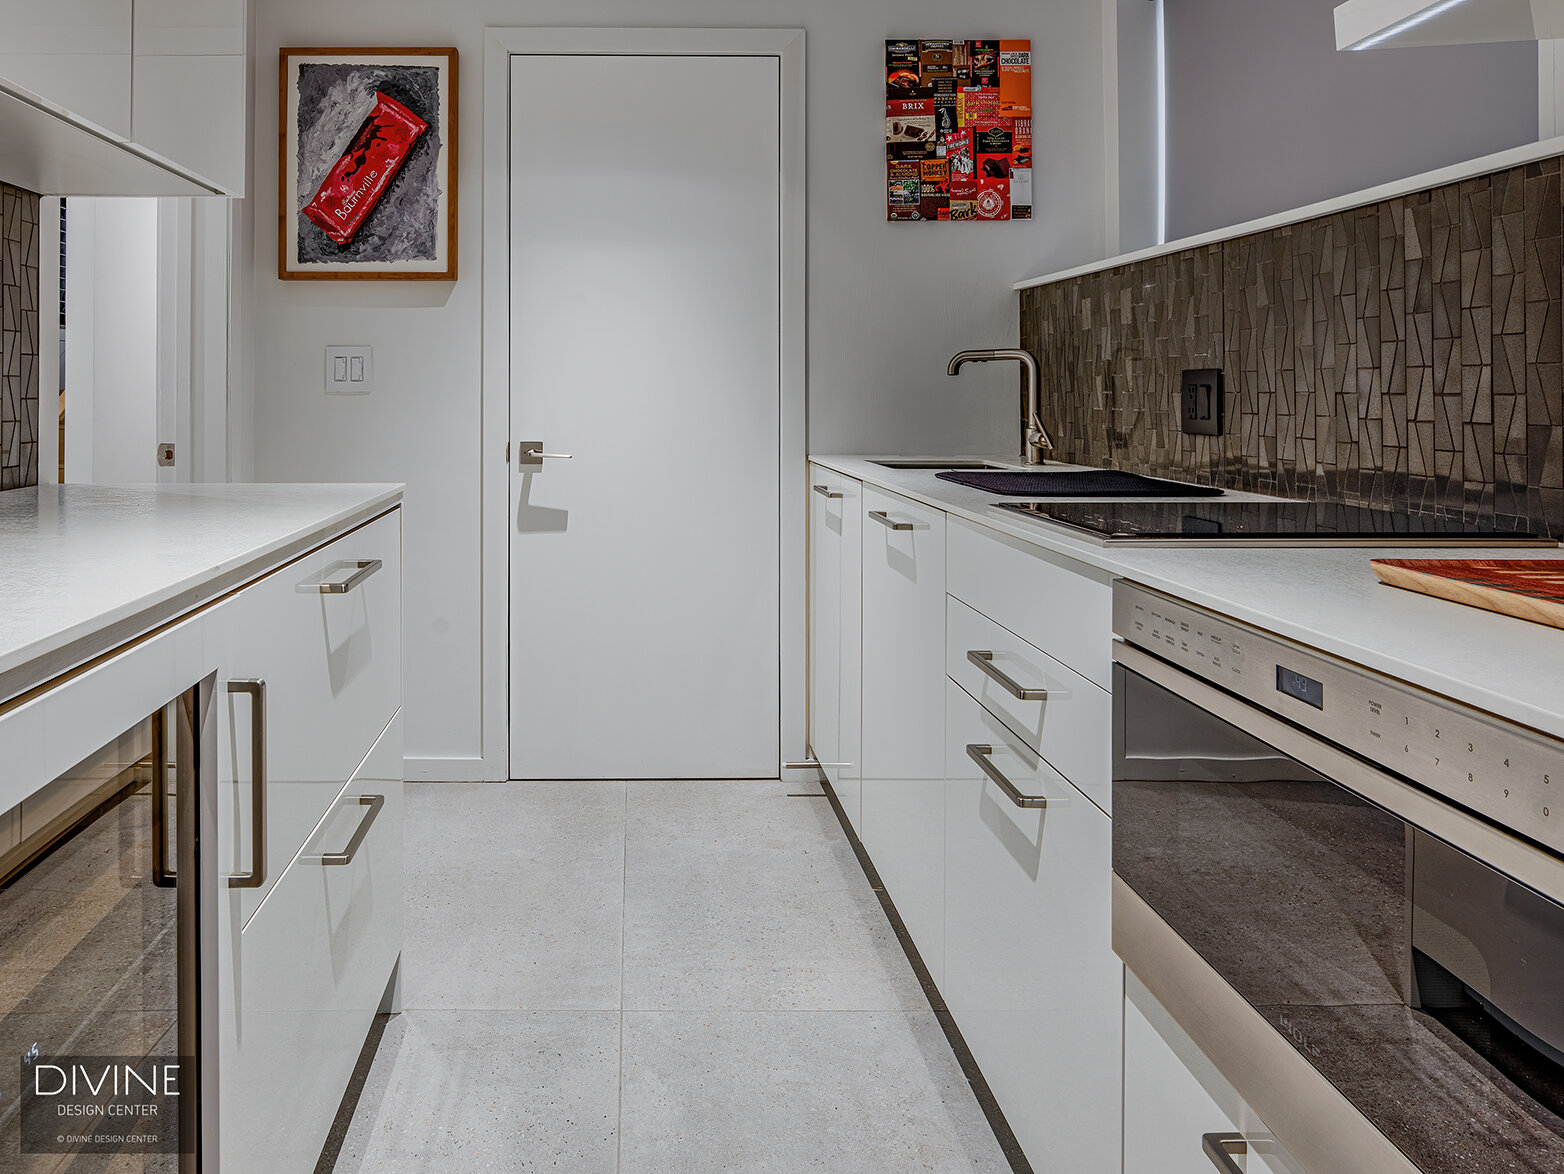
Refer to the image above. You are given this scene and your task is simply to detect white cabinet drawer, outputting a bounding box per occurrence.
[225,508,401,923]
[808,465,863,830]
[943,679,1121,1174]
[220,710,402,1174]
[946,595,1111,813]
[860,484,946,984]
[1125,974,1301,1174]
[947,516,1114,690]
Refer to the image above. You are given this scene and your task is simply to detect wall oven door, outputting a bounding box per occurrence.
[1113,641,1564,1174]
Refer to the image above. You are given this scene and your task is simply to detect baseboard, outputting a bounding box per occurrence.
[402,755,501,782]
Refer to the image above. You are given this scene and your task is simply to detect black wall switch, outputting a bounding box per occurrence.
[1180,368,1224,436]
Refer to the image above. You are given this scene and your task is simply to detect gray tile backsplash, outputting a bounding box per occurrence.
[1020,158,1564,537]
[1,183,40,491]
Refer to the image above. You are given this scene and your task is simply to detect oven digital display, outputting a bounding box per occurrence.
[1276,665,1325,709]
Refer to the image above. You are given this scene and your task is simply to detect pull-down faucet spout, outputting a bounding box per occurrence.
[946,348,1054,465]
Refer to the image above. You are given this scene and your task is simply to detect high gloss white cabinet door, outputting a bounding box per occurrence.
[131,0,246,193]
[860,485,946,983]
[219,710,403,1174]
[0,1,133,138]
[808,466,863,829]
[944,679,1121,1174]
[1124,976,1299,1174]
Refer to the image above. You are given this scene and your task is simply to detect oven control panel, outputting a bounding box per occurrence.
[1113,581,1564,855]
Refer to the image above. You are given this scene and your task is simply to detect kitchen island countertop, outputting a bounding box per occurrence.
[0,483,403,706]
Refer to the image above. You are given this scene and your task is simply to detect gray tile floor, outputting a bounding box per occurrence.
[328,780,1012,1173]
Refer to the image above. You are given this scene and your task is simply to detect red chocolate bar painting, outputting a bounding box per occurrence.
[303,91,428,246]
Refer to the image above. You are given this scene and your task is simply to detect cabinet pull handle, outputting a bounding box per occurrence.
[812,484,843,499]
[321,795,385,866]
[966,744,1066,808]
[227,679,267,889]
[298,558,382,594]
[1201,1134,1247,1174]
[966,650,1058,700]
[868,510,915,531]
[150,707,176,887]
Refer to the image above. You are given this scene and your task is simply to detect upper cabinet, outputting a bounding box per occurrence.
[0,0,245,196]
[1334,0,1563,50]
[0,1,133,137]
[132,0,247,195]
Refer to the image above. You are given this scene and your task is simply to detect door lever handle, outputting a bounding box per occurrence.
[517,440,573,466]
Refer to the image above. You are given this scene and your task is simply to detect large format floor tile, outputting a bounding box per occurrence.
[401,782,626,1011]
[329,1009,621,1174]
[621,782,926,1011]
[619,1011,1011,1174]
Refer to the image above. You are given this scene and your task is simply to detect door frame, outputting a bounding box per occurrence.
[480,27,807,782]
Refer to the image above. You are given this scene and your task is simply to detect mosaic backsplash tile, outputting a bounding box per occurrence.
[1020,157,1564,537]
[1,183,40,491]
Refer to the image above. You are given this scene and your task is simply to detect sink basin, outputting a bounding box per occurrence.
[870,459,1010,470]
[935,468,1226,498]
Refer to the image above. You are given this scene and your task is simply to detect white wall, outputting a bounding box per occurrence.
[244,0,1113,776]
[1162,0,1538,241]
[64,198,161,484]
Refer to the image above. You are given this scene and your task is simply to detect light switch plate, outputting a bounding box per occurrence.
[325,346,373,395]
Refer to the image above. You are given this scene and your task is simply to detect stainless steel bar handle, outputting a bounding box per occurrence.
[966,744,1064,808]
[297,558,382,594]
[812,484,843,499]
[784,760,852,769]
[321,794,385,866]
[967,650,1052,701]
[868,510,915,531]
[227,679,267,890]
[1202,1134,1247,1174]
[150,706,176,887]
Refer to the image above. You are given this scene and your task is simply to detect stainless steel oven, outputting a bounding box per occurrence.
[1112,581,1564,1174]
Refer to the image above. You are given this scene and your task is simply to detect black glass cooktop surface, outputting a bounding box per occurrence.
[994,499,1554,546]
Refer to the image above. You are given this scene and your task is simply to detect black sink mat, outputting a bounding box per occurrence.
[935,468,1226,498]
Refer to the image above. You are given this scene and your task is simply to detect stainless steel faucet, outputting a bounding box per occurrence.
[946,348,1054,465]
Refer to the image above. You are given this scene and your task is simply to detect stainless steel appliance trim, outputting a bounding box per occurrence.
[966,743,1065,807]
[1114,874,1421,1174]
[320,794,385,866]
[811,484,843,499]
[225,678,267,890]
[297,558,382,594]
[1202,1134,1247,1174]
[966,649,1051,700]
[1114,641,1564,907]
[867,510,915,531]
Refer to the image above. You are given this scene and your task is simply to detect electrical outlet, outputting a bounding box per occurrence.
[1180,368,1224,436]
[325,346,373,395]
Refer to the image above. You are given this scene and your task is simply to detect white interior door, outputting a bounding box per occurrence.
[508,52,782,779]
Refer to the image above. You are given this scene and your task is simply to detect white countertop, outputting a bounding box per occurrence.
[811,455,1564,740]
[0,483,403,705]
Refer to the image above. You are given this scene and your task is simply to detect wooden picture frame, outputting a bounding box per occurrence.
[278,46,458,280]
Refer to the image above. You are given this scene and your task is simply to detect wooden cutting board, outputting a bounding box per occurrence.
[1371,559,1564,631]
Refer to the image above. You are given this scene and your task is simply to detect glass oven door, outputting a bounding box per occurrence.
[1114,660,1564,1174]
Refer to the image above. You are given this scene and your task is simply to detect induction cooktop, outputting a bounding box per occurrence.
[993,499,1556,546]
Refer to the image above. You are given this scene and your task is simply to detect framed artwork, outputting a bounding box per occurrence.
[279,47,458,280]
[885,39,1031,222]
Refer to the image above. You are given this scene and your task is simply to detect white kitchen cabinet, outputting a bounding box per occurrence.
[1125,974,1300,1174]
[221,508,402,925]
[944,678,1121,1174]
[0,1,133,138]
[808,465,863,829]
[860,484,946,982]
[131,0,247,194]
[220,710,403,1174]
